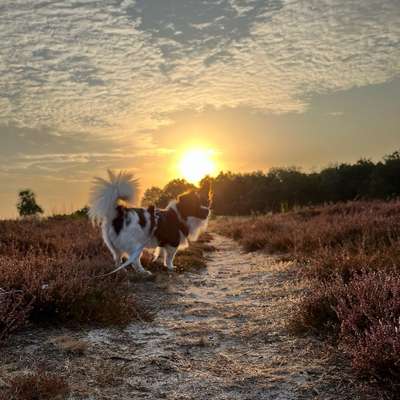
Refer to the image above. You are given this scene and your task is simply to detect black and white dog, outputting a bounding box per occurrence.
[89,170,210,275]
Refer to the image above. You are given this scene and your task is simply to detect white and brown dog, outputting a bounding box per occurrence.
[89,170,210,275]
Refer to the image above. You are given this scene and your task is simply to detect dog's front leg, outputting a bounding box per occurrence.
[161,247,167,266]
[165,246,178,272]
[152,247,161,262]
[153,247,167,265]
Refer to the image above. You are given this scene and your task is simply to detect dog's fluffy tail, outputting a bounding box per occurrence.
[88,170,139,224]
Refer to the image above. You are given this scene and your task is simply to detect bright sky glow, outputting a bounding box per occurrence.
[179,149,217,184]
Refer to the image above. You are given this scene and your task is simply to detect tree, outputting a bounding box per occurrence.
[157,179,196,208]
[141,186,163,207]
[70,206,89,218]
[17,189,44,217]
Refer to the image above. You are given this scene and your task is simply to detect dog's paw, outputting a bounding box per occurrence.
[137,269,153,281]
[141,269,153,276]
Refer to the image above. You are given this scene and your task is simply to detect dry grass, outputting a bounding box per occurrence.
[51,335,88,355]
[0,370,69,400]
[214,200,400,394]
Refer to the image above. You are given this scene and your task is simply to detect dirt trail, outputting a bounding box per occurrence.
[1,234,364,399]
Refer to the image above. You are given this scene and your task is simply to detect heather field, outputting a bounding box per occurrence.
[0,217,211,345]
[214,200,400,394]
[1,224,369,400]
[1,204,399,399]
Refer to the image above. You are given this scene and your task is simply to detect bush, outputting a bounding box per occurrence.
[334,272,400,386]
[350,320,400,389]
[289,280,343,335]
[336,272,400,340]
[0,290,33,344]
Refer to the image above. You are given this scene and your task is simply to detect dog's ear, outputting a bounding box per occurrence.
[177,190,203,218]
[177,191,195,210]
[177,190,196,202]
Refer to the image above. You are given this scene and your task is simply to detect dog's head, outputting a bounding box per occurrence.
[176,190,210,220]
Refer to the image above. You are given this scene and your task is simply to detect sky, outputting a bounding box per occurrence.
[0,0,399,217]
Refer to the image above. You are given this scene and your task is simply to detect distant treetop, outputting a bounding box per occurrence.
[17,189,44,218]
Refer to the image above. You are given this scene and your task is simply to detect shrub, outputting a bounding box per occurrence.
[334,272,400,387]
[336,272,400,341]
[350,320,400,389]
[0,290,33,344]
[289,280,343,335]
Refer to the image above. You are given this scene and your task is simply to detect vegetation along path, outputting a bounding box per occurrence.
[1,234,368,399]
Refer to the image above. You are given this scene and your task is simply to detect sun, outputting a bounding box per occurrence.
[179,149,216,184]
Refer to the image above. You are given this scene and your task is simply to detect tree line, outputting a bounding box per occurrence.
[142,150,400,215]
[15,150,400,218]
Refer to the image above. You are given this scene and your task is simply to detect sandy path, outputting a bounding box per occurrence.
[81,234,363,400]
[1,234,365,399]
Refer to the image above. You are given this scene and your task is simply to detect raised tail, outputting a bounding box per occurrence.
[88,170,139,224]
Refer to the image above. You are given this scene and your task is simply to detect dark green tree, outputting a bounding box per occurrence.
[369,152,400,198]
[17,189,44,217]
[157,179,196,208]
[141,186,163,207]
[71,206,89,218]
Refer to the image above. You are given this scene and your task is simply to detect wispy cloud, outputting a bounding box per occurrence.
[0,123,160,183]
[1,0,398,135]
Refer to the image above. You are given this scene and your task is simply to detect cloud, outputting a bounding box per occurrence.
[0,1,164,133]
[0,0,399,210]
[1,0,398,138]
[0,123,161,184]
[229,0,258,16]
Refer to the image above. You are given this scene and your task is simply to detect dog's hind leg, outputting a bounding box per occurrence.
[102,226,121,266]
[107,245,150,276]
[132,250,152,276]
[109,247,122,267]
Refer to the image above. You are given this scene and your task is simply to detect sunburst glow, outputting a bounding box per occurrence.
[179,149,216,184]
